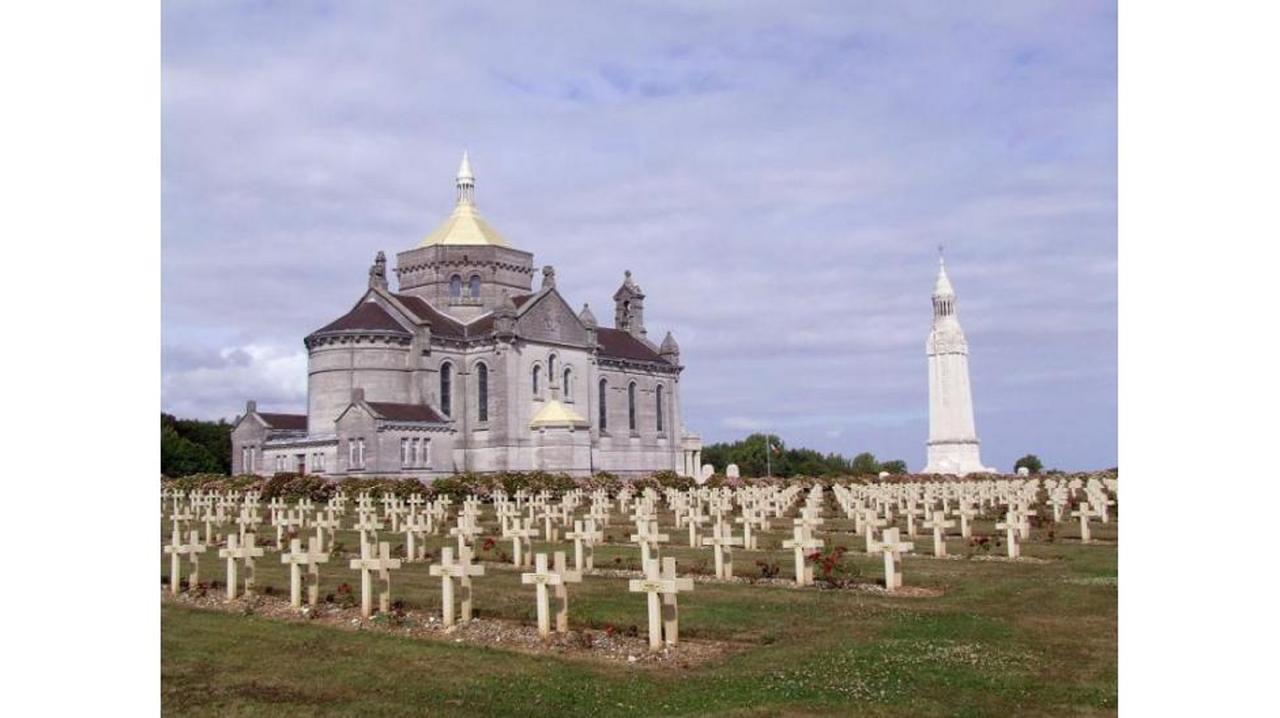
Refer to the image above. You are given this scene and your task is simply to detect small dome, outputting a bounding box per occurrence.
[529,399,589,429]
[660,331,680,354]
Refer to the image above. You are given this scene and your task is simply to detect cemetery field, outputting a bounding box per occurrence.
[160,511,1117,716]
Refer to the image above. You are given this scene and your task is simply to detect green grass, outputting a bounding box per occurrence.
[161,508,1117,716]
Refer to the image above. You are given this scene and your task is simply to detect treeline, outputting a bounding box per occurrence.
[161,414,232,476]
[700,433,907,478]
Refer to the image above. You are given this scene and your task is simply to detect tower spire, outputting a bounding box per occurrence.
[455,150,475,206]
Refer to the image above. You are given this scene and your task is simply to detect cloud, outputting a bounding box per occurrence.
[722,416,768,432]
[161,343,307,422]
[161,2,1116,470]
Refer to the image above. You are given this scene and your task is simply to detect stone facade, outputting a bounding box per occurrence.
[922,255,994,476]
[232,154,701,479]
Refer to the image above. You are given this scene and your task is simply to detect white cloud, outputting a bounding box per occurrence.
[161,2,1116,470]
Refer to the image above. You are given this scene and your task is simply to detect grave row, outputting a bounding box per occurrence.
[162,476,1117,651]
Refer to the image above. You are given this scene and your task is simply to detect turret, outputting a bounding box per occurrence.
[368,251,388,290]
[612,270,646,340]
[579,303,598,347]
[659,331,680,365]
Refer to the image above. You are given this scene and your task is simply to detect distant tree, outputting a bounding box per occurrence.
[1014,454,1044,474]
[161,414,234,476]
[879,459,908,475]
[851,452,880,476]
[161,424,222,477]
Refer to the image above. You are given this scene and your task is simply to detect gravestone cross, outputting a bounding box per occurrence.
[659,556,694,646]
[219,532,264,600]
[922,514,955,557]
[782,525,823,586]
[429,546,483,628]
[995,510,1021,559]
[163,526,196,595]
[702,521,743,579]
[630,520,670,566]
[869,527,915,591]
[457,545,485,623]
[1072,502,1095,544]
[551,551,583,634]
[280,536,330,608]
[521,553,562,638]
[348,539,403,618]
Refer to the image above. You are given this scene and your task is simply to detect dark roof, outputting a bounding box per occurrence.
[596,327,666,363]
[511,293,536,309]
[391,294,466,338]
[313,302,409,335]
[366,402,448,423]
[259,413,307,431]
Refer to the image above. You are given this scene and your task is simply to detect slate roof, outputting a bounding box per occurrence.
[391,294,467,338]
[365,402,448,423]
[258,413,308,431]
[312,302,409,335]
[596,327,667,363]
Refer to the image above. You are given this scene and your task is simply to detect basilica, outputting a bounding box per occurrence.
[231,154,702,479]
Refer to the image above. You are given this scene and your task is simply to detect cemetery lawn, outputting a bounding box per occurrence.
[162,517,1117,716]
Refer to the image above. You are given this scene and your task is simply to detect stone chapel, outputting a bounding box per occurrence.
[231,153,703,479]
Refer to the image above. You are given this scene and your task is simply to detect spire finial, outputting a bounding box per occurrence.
[938,244,945,266]
[455,150,475,206]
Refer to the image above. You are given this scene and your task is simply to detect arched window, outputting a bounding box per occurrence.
[440,362,453,417]
[563,367,572,400]
[628,382,637,432]
[477,363,489,423]
[548,354,557,381]
[449,275,462,298]
[598,379,608,430]
[656,385,665,433]
[532,365,541,396]
[468,274,481,299]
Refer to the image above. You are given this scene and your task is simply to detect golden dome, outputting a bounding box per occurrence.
[419,152,511,248]
[529,399,589,429]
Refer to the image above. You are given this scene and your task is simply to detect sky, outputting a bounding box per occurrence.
[161,1,1117,472]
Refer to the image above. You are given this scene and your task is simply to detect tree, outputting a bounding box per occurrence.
[161,424,222,477]
[851,452,880,476]
[161,414,235,476]
[879,459,908,475]
[1014,454,1044,474]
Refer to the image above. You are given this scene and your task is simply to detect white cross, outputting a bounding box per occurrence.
[552,550,583,634]
[1072,502,1095,544]
[348,540,402,619]
[354,512,384,548]
[428,546,484,628]
[163,527,205,595]
[922,514,955,557]
[627,557,693,651]
[701,521,743,579]
[280,536,330,608]
[564,519,602,572]
[521,553,563,638]
[782,525,823,586]
[219,532,264,600]
[995,510,1022,559]
[630,520,670,566]
[869,527,914,591]
[506,518,538,568]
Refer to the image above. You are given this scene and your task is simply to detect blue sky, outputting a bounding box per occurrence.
[161,1,1116,471]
